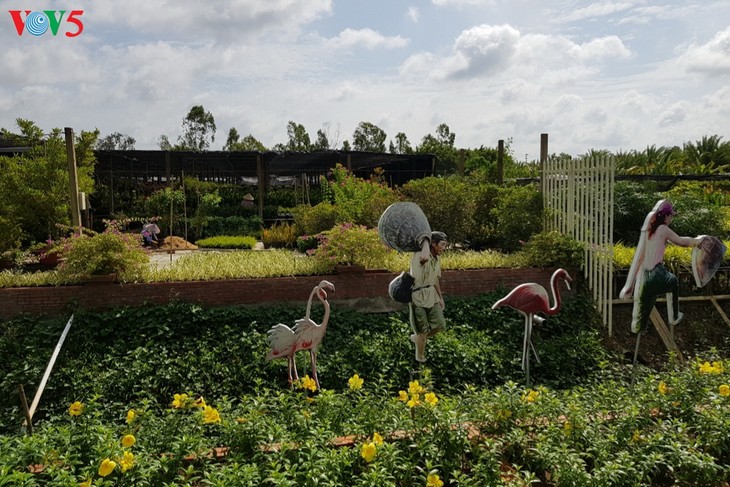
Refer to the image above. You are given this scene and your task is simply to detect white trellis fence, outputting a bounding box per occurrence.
[543,155,616,334]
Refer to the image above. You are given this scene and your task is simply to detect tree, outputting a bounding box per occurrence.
[285,121,311,152]
[96,132,136,150]
[224,129,267,151]
[238,135,267,152]
[352,122,386,152]
[313,129,330,151]
[158,135,172,151]
[223,128,240,151]
[0,119,98,246]
[389,132,413,154]
[177,105,216,151]
[683,135,730,174]
[341,140,351,151]
[417,123,458,174]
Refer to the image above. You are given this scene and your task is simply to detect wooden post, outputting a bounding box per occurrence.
[64,128,82,234]
[256,154,265,220]
[497,140,504,185]
[19,385,32,435]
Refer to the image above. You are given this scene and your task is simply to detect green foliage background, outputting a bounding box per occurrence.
[0,292,605,434]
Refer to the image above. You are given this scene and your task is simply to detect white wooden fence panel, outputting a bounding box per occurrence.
[543,155,615,333]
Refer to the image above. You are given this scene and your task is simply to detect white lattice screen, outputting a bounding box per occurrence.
[543,155,616,334]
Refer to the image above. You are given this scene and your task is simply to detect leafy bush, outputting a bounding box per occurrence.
[311,223,395,270]
[292,202,345,235]
[519,231,585,269]
[261,222,298,248]
[296,234,320,254]
[57,228,148,279]
[327,164,398,227]
[613,181,662,245]
[195,235,257,249]
[490,184,543,252]
[467,182,501,249]
[400,176,475,245]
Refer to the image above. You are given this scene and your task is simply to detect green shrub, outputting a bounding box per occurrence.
[327,164,398,226]
[519,231,584,268]
[467,182,501,249]
[296,234,320,254]
[195,235,258,249]
[491,184,543,252]
[311,223,395,270]
[261,222,298,248]
[292,202,344,235]
[669,193,726,240]
[57,228,149,279]
[400,175,475,245]
[613,181,662,245]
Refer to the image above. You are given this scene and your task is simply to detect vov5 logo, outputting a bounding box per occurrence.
[9,9,84,37]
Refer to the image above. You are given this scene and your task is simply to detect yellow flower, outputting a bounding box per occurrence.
[658,381,668,395]
[121,434,136,448]
[98,458,116,477]
[699,361,723,374]
[348,374,364,391]
[398,390,409,402]
[203,405,221,424]
[408,380,424,395]
[426,473,444,487]
[119,451,134,473]
[194,396,207,408]
[523,390,539,403]
[407,394,421,408]
[301,375,317,392]
[172,393,189,409]
[372,432,384,445]
[361,442,377,462]
[79,479,92,487]
[424,392,439,406]
[719,384,730,397]
[68,401,84,416]
[125,409,135,424]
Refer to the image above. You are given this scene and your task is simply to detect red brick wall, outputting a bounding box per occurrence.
[0,268,575,320]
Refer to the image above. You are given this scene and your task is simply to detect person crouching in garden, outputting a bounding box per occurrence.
[410,231,447,362]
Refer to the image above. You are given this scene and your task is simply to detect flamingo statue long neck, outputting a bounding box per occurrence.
[546,270,565,315]
[304,285,319,319]
[316,287,330,331]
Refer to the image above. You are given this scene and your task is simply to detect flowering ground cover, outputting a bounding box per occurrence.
[1,294,729,485]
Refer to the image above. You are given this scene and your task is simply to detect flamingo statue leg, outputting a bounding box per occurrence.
[310,350,320,391]
[521,313,530,371]
[288,355,300,385]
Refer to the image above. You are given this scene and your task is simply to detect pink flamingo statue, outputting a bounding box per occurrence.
[266,280,335,388]
[491,269,572,384]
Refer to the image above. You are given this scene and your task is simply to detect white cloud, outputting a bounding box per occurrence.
[77,0,333,43]
[658,102,689,126]
[559,1,634,23]
[678,27,730,76]
[407,7,420,23]
[431,0,496,6]
[326,28,409,49]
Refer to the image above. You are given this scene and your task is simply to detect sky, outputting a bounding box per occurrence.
[1,0,729,162]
